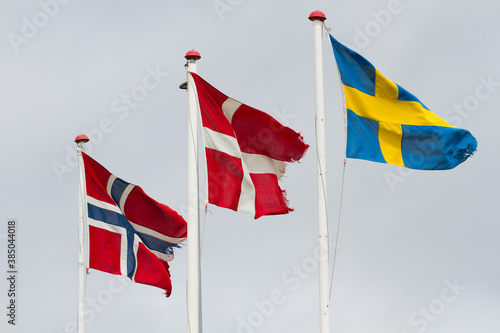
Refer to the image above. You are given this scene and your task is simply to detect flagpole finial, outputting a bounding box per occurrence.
[185,50,201,61]
[75,134,90,144]
[75,134,89,150]
[308,10,326,21]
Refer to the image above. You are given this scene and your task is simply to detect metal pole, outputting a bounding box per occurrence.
[75,134,90,333]
[185,50,202,333]
[309,10,330,333]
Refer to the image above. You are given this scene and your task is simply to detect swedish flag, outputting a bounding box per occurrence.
[330,35,477,170]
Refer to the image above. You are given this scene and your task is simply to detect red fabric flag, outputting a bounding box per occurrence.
[189,72,308,219]
[83,152,187,296]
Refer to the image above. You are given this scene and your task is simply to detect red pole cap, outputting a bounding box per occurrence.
[185,50,201,60]
[75,134,90,144]
[308,10,326,21]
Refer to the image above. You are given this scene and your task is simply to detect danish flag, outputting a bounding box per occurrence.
[188,72,308,219]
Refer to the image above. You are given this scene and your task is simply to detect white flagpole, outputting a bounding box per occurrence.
[75,134,90,333]
[185,50,202,333]
[309,10,330,333]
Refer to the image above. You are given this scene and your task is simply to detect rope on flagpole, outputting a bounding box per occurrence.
[322,22,331,36]
[324,20,350,300]
[200,205,210,259]
[324,21,348,142]
[329,158,347,299]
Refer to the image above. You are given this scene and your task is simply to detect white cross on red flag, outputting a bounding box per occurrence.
[188,72,308,219]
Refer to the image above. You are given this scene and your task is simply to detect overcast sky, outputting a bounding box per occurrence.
[1,1,499,332]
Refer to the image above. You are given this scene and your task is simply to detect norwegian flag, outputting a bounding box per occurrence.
[188,72,308,219]
[82,152,187,296]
